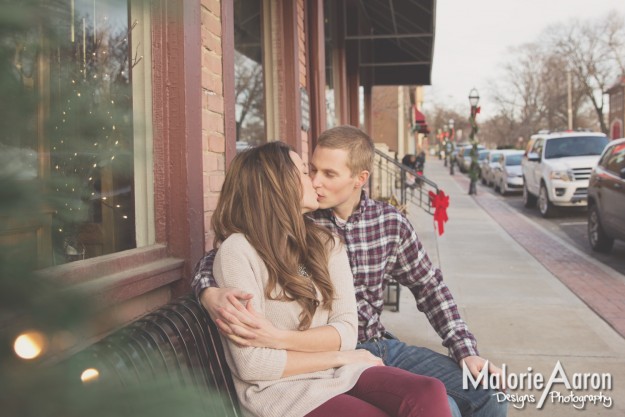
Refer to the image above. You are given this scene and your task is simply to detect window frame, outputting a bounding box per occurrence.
[40,0,204,309]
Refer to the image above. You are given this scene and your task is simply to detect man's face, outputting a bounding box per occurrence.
[310,146,360,211]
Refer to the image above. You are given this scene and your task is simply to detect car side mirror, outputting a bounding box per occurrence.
[620,167,625,180]
[527,152,540,162]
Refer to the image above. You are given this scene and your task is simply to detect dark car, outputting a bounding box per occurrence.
[587,138,625,253]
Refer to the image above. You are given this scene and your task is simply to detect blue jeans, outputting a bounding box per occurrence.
[357,339,507,417]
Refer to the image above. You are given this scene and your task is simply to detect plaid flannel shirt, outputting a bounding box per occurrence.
[192,191,478,361]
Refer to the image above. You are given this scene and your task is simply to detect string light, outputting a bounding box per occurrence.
[80,368,100,383]
[13,331,47,360]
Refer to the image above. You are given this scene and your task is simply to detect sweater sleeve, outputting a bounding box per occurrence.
[213,235,287,382]
[325,241,359,351]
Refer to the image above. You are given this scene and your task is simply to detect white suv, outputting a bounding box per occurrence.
[522,131,609,217]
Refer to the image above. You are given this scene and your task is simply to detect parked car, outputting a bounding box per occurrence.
[481,150,503,186]
[458,144,486,173]
[475,149,490,178]
[478,150,491,182]
[522,131,609,217]
[492,150,525,195]
[453,144,470,168]
[587,138,625,253]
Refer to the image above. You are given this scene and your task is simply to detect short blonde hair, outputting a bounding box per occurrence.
[316,125,375,175]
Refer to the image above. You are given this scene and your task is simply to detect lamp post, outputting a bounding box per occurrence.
[448,119,455,175]
[443,123,449,167]
[468,88,480,195]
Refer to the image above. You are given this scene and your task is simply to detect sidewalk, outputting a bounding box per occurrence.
[381,158,625,416]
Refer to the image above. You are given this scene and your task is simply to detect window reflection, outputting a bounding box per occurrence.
[234,0,265,150]
[324,0,337,128]
[1,0,137,266]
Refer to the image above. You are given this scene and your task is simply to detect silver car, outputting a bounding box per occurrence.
[481,150,503,186]
[493,150,525,195]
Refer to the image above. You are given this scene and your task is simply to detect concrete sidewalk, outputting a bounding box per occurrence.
[381,158,625,416]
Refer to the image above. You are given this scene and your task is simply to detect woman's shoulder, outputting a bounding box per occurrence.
[217,233,258,259]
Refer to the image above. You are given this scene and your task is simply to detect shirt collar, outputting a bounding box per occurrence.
[315,190,371,225]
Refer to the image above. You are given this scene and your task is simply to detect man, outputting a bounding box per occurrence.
[193,125,506,417]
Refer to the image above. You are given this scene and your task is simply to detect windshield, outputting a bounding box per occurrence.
[505,154,523,166]
[544,136,609,159]
[489,152,502,162]
[478,151,489,161]
[463,146,484,156]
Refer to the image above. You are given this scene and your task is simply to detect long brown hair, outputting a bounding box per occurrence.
[212,141,335,330]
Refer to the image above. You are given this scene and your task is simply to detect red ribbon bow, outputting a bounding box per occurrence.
[429,190,449,236]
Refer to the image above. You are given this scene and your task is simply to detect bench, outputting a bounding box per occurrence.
[70,295,240,416]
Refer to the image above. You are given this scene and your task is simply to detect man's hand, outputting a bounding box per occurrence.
[200,287,254,329]
[460,355,506,391]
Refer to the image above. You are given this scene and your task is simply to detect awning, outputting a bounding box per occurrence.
[412,106,429,134]
[348,0,436,86]
[414,107,426,124]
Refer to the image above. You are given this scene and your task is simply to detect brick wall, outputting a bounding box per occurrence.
[200,0,225,252]
[372,86,399,153]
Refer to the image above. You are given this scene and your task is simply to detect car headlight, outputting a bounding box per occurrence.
[550,170,572,181]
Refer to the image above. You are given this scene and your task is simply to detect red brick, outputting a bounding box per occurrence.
[202,9,221,37]
[203,152,221,172]
[203,32,222,55]
[207,132,225,152]
[208,174,225,192]
[201,0,221,18]
[205,92,224,114]
[204,194,220,211]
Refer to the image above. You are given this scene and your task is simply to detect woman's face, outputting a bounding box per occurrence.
[290,151,319,213]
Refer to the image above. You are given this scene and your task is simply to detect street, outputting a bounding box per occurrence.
[476,183,625,276]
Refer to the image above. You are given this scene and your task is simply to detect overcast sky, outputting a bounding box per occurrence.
[425,0,625,119]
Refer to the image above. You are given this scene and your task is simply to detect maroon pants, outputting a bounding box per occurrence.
[305,366,451,417]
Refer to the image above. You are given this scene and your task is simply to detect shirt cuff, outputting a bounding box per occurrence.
[327,322,357,351]
[450,339,479,362]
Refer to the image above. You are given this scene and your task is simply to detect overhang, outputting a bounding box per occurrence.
[348,0,436,86]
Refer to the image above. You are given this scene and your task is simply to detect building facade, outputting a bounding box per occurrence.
[3,0,435,339]
[607,76,625,140]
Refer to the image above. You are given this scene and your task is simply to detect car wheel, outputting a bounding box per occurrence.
[500,180,507,196]
[538,183,556,218]
[523,181,536,208]
[588,204,614,253]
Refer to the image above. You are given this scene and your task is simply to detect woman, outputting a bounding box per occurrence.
[212,141,451,417]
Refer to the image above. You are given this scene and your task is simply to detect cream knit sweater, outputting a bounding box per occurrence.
[213,233,372,417]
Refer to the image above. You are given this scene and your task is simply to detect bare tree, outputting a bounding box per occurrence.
[497,43,548,135]
[234,51,264,145]
[546,12,625,133]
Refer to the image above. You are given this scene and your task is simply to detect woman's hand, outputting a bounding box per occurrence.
[217,300,287,349]
[338,349,385,367]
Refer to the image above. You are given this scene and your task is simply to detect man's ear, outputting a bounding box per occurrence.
[355,170,370,189]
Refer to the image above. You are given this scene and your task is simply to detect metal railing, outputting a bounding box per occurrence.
[369,149,439,216]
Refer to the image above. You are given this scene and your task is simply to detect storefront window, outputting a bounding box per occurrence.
[324,0,337,128]
[1,0,142,267]
[234,0,265,149]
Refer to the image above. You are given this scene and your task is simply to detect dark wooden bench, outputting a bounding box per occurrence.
[70,295,240,416]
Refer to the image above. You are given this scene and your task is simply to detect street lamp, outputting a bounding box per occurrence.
[468,88,481,195]
[448,119,455,175]
[443,123,449,167]
[469,88,480,109]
